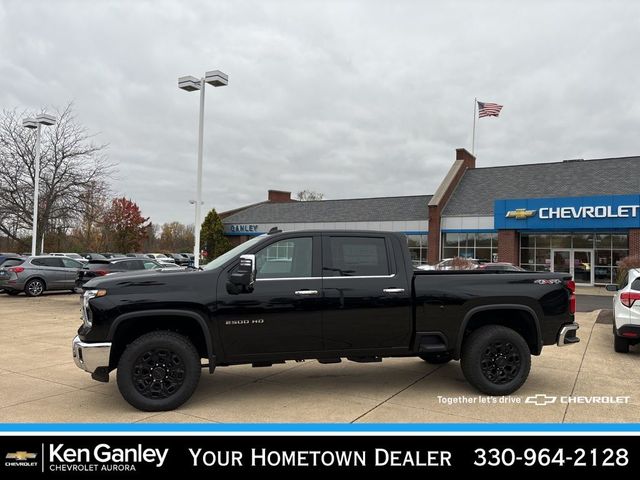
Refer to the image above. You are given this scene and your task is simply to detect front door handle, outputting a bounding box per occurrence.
[295,290,319,296]
[383,288,405,294]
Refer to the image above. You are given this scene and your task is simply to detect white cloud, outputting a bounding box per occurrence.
[1,0,639,224]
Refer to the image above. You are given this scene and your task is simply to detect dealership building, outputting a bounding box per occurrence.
[221,149,640,285]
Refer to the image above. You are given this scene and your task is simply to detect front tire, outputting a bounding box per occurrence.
[614,333,629,353]
[25,278,45,297]
[419,352,453,364]
[461,325,531,395]
[117,331,201,411]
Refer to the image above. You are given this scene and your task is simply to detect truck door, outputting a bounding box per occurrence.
[321,234,412,351]
[215,235,324,358]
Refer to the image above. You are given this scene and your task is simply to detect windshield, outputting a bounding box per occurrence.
[203,235,266,271]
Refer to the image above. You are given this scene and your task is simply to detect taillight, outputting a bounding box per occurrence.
[620,292,640,308]
[8,266,24,273]
[93,270,108,276]
[565,279,576,314]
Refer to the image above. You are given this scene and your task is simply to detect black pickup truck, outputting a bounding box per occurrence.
[72,230,579,411]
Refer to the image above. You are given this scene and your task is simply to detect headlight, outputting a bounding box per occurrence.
[81,289,106,327]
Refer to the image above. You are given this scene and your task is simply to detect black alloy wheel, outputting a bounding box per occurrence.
[479,341,521,384]
[461,325,531,395]
[132,347,186,399]
[117,331,201,411]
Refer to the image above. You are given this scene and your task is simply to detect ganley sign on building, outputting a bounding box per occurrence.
[495,195,640,230]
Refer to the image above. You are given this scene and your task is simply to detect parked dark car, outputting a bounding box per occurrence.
[73,230,579,411]
[0,254,24,293]
[75,258,163,290]
[168,253,190,266]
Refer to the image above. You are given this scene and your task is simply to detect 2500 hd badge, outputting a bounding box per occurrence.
[72,230,579,411]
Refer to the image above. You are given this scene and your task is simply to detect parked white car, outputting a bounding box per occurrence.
[417,258,479,271]
[145,253,176,265]
[607,268,640,353]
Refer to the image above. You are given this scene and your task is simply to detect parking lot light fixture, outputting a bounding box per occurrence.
[178,69,228,268]
[23,113,57,257]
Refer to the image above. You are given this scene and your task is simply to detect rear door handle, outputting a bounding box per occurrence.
[383,288,405,294]
[295,290,319,296]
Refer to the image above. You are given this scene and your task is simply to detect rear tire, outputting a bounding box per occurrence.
[419,352,453,364]
[117,331,201,411]
[461,325,531,395]
[614,333,629,353]
[24,278,45,297]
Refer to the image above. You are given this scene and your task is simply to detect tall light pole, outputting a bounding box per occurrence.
[23,113,57,256]
[178,70,228,268]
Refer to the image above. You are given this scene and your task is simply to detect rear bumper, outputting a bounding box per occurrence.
[557,322,580,346]
[615,324,640,339]
[72,335,111,374]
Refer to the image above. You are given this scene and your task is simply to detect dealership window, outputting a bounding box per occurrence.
[441,232,498,262]
[406,234,428,266]
[520,232,628,283]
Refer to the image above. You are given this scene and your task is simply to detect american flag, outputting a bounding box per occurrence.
[478,101,503,118]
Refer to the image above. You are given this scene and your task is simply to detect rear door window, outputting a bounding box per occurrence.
[325,236,390,277]
[32,258,64,267]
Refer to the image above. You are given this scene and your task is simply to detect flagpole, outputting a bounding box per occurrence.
[472,97,477,155]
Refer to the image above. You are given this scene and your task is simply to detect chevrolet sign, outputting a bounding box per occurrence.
[539,205,640,219]
[495,195,640,231]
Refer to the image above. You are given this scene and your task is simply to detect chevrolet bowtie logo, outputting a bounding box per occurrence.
[525,394,557,406]
[505,208,536,220]
[5,451,37,461]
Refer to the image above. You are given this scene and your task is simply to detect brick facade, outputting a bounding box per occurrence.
[629,229,640,258]
[497,230,520,264]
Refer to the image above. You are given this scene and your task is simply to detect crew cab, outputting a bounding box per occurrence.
[72,230,579,411]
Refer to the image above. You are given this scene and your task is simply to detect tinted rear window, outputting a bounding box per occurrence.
[631,278,640,291]
[31,258,64,267]
[326,236,390,277]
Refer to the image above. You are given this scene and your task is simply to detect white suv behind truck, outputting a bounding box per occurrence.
[607,268,640,353]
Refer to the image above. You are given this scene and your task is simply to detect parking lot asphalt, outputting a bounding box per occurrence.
[0,292,638,424]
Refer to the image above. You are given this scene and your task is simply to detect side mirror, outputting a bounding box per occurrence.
[227,254,257,294]
[605,284,618,292]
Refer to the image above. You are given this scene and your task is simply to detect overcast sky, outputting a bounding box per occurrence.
[1,0,639,225]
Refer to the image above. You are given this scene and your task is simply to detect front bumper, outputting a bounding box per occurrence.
[72,335,111,375]
[557,322,580,346]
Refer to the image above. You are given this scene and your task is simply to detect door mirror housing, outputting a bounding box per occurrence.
[605,284,619,292]
[227,254,257,294]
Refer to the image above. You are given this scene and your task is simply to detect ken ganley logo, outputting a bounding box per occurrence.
[5,450,38,468]
[47,443,168,473]
[505,208,536,220]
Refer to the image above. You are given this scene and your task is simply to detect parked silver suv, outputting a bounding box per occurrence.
[0,255,84,297]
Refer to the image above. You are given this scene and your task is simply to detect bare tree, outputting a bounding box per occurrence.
[0,103,112,251]
[296,189,324,201]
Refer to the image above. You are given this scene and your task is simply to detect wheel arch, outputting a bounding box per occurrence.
[108,309,215,372]
[455,304,542,359]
